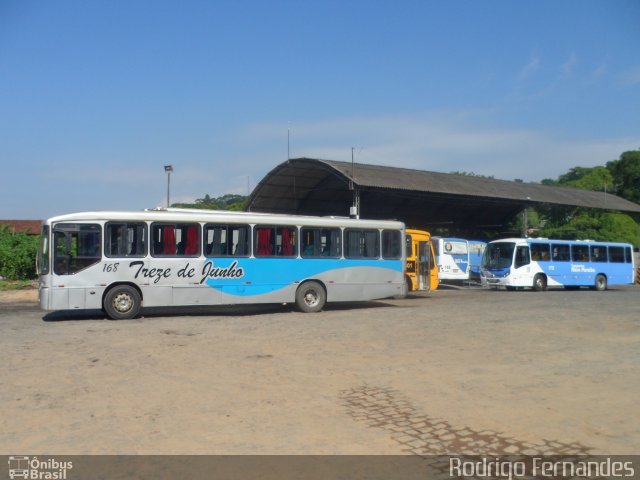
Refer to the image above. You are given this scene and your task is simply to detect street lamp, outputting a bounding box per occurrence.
[164,165,173,207]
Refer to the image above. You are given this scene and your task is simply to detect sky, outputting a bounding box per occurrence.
[1,0,639,219]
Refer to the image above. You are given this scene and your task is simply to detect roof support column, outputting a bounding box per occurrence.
[521,206,528,238]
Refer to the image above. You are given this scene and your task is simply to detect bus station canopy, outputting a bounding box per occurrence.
[246,157,640,233]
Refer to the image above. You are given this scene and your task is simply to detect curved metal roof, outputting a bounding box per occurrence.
[246,157,640,233]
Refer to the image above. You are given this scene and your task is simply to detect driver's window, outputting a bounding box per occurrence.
[515,246,530,269]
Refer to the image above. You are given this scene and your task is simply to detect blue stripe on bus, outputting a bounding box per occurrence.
[537,261,634,285]
[450,254,469,272]
[203,257,403,296]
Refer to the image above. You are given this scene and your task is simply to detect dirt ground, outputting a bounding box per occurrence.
[1,285,638,455]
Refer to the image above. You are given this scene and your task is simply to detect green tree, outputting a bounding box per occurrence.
[0,225,39,280]
[533,156,640,247]
[543,166,614,191]
[540,211,640,246]
[172,194,247,211]
[606,150,640,203]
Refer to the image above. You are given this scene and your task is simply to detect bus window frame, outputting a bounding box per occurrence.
[151,222,201,258]
[254,225,298,258]
[344,228,380,259]
[514,245,530,269]
[551,243,570,262]
[204,223,250,257]
[53,223,102,275]
[381,229,402,260]
[571,244,590,262]
[590,245,608,262]
[300,227,342,259]
[104,221,147,258]
[530,243,550,262]
[608,246,625,263]
[37,225,50,275]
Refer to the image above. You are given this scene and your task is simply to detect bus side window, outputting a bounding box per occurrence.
[255,226,297,257]
[152,223,200,257]
[405,235,413,258]
[232,226,249,256]
[301,227,341,258]
[53,223,102,275]
[571,245,590,262]
[530,243,550,261]
[608,246,625,263]
[345,229,380,259]
[105,222,146,257]
[206,224,250,257]
[382,230,401,259]
[590,245,607,262]
[515,246,530,268]
[551,244,570,262]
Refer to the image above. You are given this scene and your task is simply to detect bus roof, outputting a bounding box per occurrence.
[432,236,468,242]
[488,237,633,247]
[43,208,405,230]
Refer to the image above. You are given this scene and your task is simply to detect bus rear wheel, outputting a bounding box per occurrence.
[295,281,326,313]
[594,274,607,291]
[104,285,141,320]
[532,274,547,292]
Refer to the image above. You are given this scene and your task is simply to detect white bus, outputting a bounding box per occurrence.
[432,237,470,282]
[481,237,635,291]
[37,209,406,319]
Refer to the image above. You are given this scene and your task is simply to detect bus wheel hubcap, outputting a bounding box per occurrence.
[113,293,133,312]
[304,290,319,307]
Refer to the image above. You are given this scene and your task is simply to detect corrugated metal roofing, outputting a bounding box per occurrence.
[247,158,640,232]
[319,159,640,211]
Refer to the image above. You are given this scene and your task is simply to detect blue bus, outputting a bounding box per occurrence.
[468,240,487,282]
[481,237,636,291]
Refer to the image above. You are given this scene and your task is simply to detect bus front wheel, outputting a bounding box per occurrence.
[295,281,326,313]
[532,274,547,292]
[104,285,141,320]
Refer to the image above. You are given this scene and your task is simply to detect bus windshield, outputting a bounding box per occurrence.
[442,240,467,255]
[37,225,50,275]
[482,242,515,269]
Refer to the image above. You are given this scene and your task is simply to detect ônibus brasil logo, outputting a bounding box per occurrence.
[8,456,73,480]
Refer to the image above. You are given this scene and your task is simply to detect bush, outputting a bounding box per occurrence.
[0,225,39,280]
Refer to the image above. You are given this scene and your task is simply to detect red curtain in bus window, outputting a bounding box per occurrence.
[184,225,198,255]
[162,226,176,255]
[257,228,272,255]
[281,228,293,256]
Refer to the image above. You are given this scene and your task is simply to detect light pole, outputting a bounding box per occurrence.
[164,165,173,207]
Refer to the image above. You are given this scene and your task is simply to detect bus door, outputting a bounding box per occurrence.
[417,240,432,292]
[427,240,439,290]
[512,245,531,285]
[51,222,102,310]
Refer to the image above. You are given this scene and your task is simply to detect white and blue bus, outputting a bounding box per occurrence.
[37,209,406,319]
[480,238,636,291]
[432,237,470,282]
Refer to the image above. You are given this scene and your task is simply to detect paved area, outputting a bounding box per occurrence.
[0,285,638,454]
[341,384,590,456]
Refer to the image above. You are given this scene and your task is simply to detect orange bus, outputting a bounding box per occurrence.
[405,229,438,292]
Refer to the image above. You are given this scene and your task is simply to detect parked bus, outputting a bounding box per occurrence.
[37,209,406,319]
[405,229,438,292]
[432,237,470,282]
[481,238,635,291]
[468,240,487,282]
